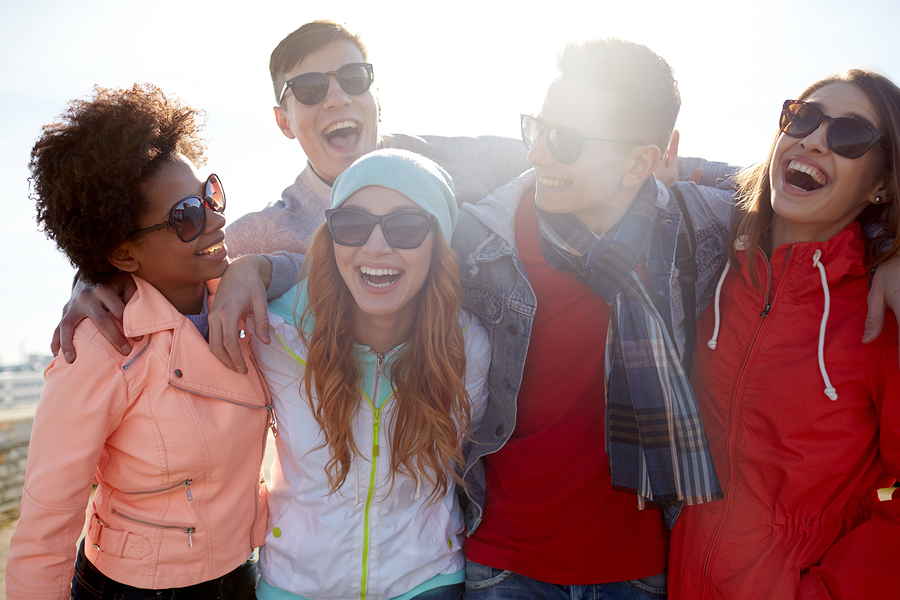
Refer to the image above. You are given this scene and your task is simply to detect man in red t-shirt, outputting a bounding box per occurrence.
[454,38,726,599]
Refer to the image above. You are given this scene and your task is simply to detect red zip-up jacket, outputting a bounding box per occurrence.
[669,222,900,600]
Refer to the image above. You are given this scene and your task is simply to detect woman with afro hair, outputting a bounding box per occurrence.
[6,84,272,599]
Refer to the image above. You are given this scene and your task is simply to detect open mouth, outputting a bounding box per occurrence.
[538,175,570,188]
[359,266,401,288]
[196,241,226,257]
[324,120,360,149]
[785,160,828,192]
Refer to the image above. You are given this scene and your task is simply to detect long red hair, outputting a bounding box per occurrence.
[297,223,471,503]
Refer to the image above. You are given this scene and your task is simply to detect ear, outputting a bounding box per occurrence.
[621,144,663,189]
[108,242,141,273]
[273,106,296,140]
[870,177,892,205]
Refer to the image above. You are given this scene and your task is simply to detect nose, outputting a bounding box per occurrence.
[361,223,393,255]
[800,121,830,155]
[322,72,352,109]
[527,130,555,167]
[205,206,226,232]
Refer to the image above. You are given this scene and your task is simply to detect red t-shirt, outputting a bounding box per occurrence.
[465,193,668,584]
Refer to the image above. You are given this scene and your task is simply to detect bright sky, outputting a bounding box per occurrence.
[2,0,899,364]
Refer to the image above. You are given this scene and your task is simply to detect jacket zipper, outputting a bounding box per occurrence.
[169,353,275,549]
[120,479,193,502]
[112,508,195,548]
[360,351,386,600]
[122,334,152,371]
[699,247,787,598]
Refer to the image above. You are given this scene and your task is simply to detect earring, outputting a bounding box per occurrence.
[874,196,884,204]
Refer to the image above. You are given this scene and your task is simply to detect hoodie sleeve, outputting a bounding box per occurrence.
[797,317,900,600]
[6,331,131,600]
[462,311,491,429]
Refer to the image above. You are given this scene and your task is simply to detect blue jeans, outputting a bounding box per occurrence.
[414,583,465,600]
[71,540,258,599]
[464,560,666,599]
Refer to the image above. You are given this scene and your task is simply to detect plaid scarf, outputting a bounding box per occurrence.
[535,180,722,527]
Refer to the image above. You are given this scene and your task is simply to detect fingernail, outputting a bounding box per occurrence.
[64,352,75,363]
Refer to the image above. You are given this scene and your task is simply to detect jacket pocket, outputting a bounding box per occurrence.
[87,513,152,560]
[112,508,196,548]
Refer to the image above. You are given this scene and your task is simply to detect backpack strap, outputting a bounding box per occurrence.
[670,185,698,374]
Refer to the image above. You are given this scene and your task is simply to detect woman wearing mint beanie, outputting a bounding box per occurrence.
[252,149,490,600]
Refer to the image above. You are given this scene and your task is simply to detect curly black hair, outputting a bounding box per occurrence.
[31,84,207,284]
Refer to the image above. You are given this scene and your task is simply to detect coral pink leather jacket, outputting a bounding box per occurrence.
[6,277,272,598]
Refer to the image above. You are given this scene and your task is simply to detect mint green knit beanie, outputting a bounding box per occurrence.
[330,149,457,241]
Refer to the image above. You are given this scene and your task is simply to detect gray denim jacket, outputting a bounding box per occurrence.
[450,169,734,534]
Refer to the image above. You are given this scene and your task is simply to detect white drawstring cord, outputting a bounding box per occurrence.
[812,250,838,401]
[707,263,731,350]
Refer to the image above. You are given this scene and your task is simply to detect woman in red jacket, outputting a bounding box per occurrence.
[669,69,900,599]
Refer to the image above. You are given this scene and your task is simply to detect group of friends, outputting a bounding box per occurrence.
[6,19,900,600]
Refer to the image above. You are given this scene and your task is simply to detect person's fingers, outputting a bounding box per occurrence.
[208,316,238,372]
[666,129,681,165]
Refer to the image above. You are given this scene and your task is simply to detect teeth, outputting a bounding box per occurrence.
[788,160,827,187]
[196,241,224,256]
[359,266,401,276]
[538,176,569,188]
[324,120,358,135]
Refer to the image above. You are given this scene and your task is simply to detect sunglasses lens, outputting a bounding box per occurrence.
[337,64,373,95]
[548,127,581,164]
[781,101,821,137]
[290,73,329,105]
[383,213,431,248]
[170,198,205,242]
[830,119,877,158]
[206,174,226,212]
[329,210,374,245]
[521,115,540,149]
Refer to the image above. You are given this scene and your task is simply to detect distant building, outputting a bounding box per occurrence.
[0,354,52,408]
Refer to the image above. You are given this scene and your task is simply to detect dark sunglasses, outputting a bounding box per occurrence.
[325,207,435,249]
[779,99,884,159]
[279,63,374,106]
[129,174,226,242]
[520,114,647,165]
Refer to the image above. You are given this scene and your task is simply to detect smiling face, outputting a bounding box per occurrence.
[333,186,434,341]
[113,157,228,314]
[274,39,379,186]
[769,81,888,246]
[528,78,647,234]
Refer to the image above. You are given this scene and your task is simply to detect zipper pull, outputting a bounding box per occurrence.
[266,405,278,437]
[183,479,193,502]
[376,353,385,375]
[185,527,194,548]
[760,302,772,317]
[373,410,381,458]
